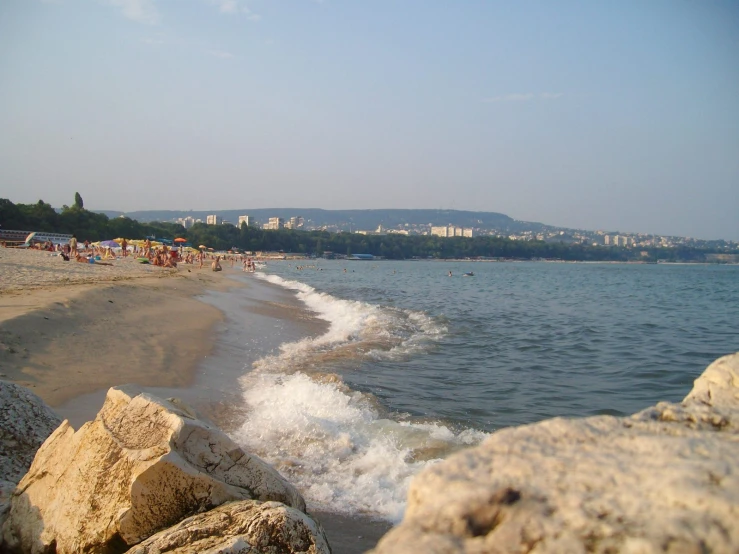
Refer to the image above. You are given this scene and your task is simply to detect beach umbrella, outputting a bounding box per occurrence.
[174,237,188,243]
[100,240,119,248]
[199,245,207,249]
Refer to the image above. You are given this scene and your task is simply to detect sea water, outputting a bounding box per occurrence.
[228,260,739,523]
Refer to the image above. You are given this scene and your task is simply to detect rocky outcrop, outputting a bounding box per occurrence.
[2,385,311,554]
[128,500,331,554]
[0,381,61,530]
[370,353,739,554]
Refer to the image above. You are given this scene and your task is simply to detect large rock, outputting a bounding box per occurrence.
[370,353,739,554]
[3,386,307,554]
[0,382,61,532]
[128,500,331,554]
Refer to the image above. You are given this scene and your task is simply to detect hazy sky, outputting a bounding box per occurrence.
[1,1,737,240]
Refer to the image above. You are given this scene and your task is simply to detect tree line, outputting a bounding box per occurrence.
[1,197,732,262]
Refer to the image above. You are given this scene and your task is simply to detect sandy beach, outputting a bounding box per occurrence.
[0,247,391,553]
[0,247,234,406]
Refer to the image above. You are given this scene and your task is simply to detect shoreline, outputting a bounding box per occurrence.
[0,249,393,553]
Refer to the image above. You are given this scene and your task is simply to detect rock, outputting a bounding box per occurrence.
[128,500,331,554]
[0,381,62,486]
[3,385,306,554]
[370,352,739,554]
[0,382,61,534]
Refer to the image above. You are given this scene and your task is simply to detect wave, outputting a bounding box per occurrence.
[251,273,446,372]
[229,272,486,522]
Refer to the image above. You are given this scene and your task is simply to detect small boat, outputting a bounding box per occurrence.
[463,271,474,277]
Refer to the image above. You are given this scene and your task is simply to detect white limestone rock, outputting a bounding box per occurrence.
[0,382,61,534]
[370,352,739,554]
[0,381,61,485]
[2,385,306,554]
[128,500,331,554]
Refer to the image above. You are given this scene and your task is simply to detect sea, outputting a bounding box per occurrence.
[217,260,739,525]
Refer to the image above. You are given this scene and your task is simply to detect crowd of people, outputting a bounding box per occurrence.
[22,236,121,263]
[8,234,266,275]
[63,236,263,273]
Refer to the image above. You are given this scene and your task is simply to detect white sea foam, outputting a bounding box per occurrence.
[233,371,487,521]
[254,273,446,369]
[231,272,484,521]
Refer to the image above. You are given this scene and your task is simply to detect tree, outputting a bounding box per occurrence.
[74,192,84,210]
[0,198,23,229]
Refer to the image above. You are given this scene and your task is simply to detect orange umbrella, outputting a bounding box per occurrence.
[174,237,188,243]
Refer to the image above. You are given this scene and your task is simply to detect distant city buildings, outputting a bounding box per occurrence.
[264,217,284,230]
[604,235,634,247]
[178,216,196,229]
[164,212,736,253]
[431,225,474,238]
[285,216,304,229]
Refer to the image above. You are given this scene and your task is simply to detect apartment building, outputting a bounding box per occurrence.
[431,225,474,238]
[264,217,284,230]
[177,216,196,229]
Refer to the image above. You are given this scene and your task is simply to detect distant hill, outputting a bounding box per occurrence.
[96,208,541,233]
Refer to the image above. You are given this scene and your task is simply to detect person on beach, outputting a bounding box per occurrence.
[121,238,128,257]
[69,235,77,256]
[75,253,112,266]
[211,256,222,272]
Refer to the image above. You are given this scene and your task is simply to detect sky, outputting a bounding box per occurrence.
[1,1,738,240]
